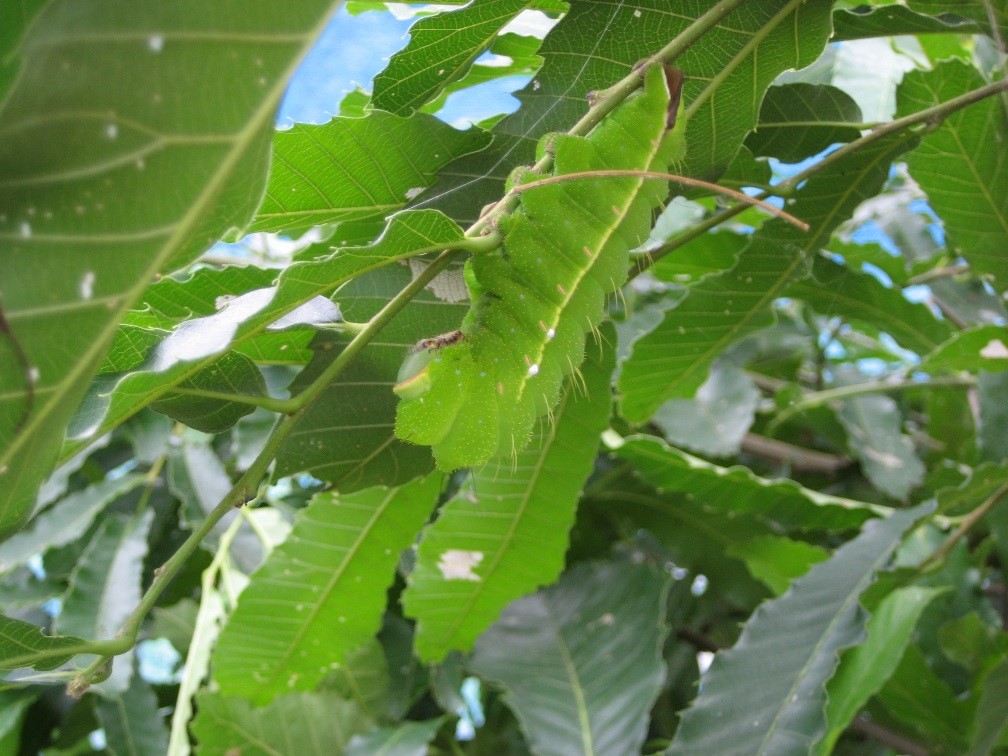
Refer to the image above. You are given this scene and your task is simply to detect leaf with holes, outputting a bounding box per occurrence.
[211,476,440,705]
[403,327,614,662]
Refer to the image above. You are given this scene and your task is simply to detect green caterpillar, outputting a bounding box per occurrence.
[395,64,686,470]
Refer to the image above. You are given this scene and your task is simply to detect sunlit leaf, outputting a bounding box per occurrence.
[814,586,946,755]
[211,476,440,705]
[372,0,530,115]
[403,329,614,662]
[898,60,1008,290]
[921,326,1008,374]
[615,436,878,531]
[191,691,370,755]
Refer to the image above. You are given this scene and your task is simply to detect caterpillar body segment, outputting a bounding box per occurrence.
[395,64,686,470]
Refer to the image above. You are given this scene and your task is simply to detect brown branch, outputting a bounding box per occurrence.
[740,433,852,475]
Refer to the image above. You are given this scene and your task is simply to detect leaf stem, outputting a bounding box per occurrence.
[67,247,462,691]
[636,77,1008,274]
[509,170,808,231]
[165,387,298,414]
[922,483,1008,570]
[769,375,977,431]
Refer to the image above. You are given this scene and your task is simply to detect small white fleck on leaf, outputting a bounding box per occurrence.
[437,549,484,581]
[404,186,425,200]
[980,339,1008,359]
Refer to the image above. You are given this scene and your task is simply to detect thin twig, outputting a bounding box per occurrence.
[509,170,808,231]
[921,483,1008,570]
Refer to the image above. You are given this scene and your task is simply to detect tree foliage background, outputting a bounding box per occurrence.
[1,0,1007,753]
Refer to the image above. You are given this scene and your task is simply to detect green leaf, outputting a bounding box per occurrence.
[346,718,445,756]
[250,112,490,233]
[372,0,530,115]
[325,639,392,720]
[788,255,954,356]
[403,328,614,662]
[64,209,465,457]
[94,669,169,756]
[0,474,144,575]
[191,691,370,755]
[877,642,974,751]
[150,352,266,433]
[838,392,925,500]
[211,476,441,705]
[423,0,832,224]
[746,84,863,164]
[0,615,89,671]
[651,362,759,458]
[897,60,1008,291]
[980,372,1008,462]
[832,4,984,40]
[921,326,1008,374]
[0,688,38,754]
[0,0,340,538]
[619,133,918,421]
[471,561,670,756]
[275,264,467,489]
[615,436,878,532]
[150,598,198,658]
[968,657,1008,756]
[668,502,935,755]
[814,586,946,755]
[55,510,154,691]
[726,535,829,595]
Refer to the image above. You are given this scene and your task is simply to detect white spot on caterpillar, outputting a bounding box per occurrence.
[79,271,95,300]
[980,339,1008,359]
[437,550,483,581]
[148,35,164,52]
[404,186,424,200]
[19,222,31,239]
[527,363,540,377]
[546,327,555,340]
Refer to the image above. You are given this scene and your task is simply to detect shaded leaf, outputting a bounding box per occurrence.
[838,393,925,500]
[747,84,862,163]
[150,352,266,433]
[815,586,946,755]
[250,112,489,233]
[968,657,1008,756]
[373,0,530,115]
[325,639,391,720]
[64,210,465,458]
[979,372,1008,462]
[55,510,154,692]
[471,561,669,756]
[0,615,89,671]
[150,598,198,658]
[403,329,614,662]
[833,4,984,39]
[275,264,467,489]
[897,60,1008,290]
[0,475,144,575]
[0,0,338,537]
[191,691,370,755]
[620,133,918,420]
[615,436,878,532]
[652,362,758,458]
[94,669,169,756]
[211,476,440,705]
[668,503,934,755]
[346,718,445,756]
[877,642,974,751]
[788,255,954,355]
